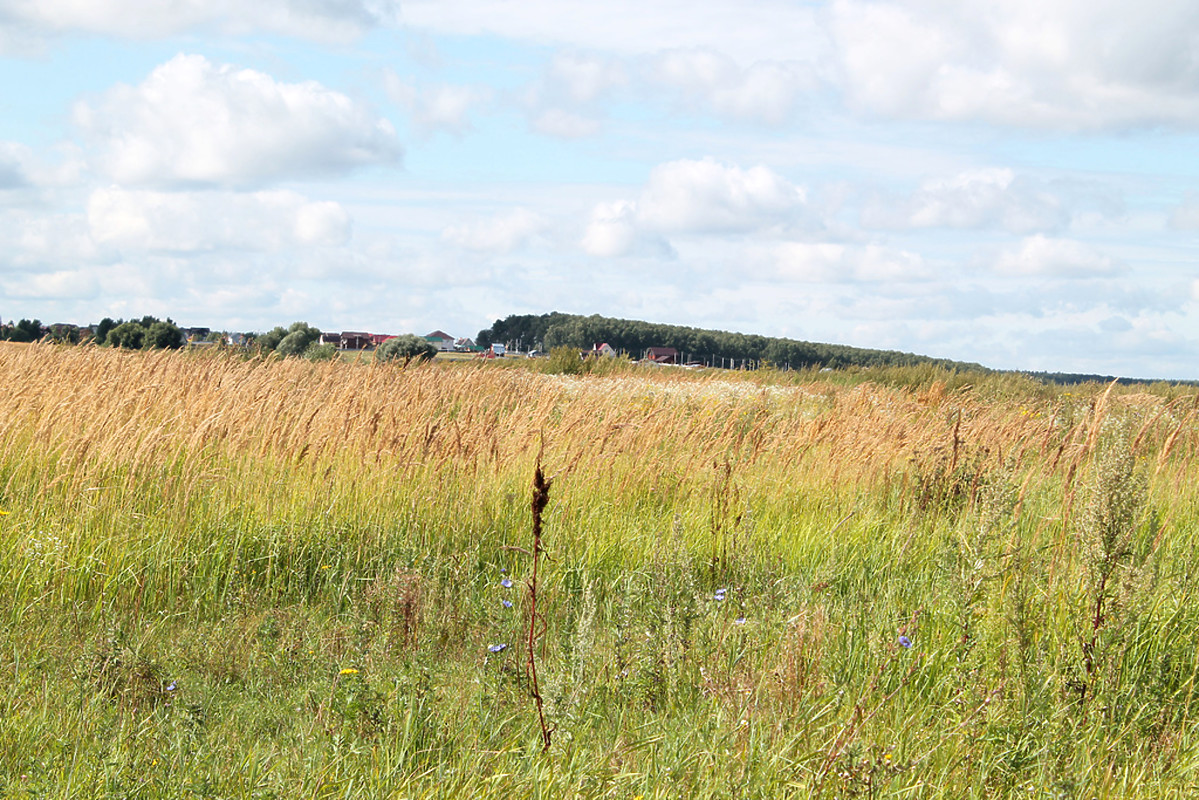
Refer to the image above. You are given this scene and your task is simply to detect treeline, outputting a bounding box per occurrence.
[477,312,991,372]
[0,316,186,348]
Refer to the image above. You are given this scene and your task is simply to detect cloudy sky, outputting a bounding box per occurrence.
[2,1,1199,377]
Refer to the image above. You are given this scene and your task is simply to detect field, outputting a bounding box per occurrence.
[2,342,1199,798]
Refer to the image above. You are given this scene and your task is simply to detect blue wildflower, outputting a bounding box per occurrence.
[898,635,913,649]
[165,681,177,692]
[501,577,514,589]
[734,617,747,625]
[488,643,508,653]
[501,598,513,608]
[714,588,727,601]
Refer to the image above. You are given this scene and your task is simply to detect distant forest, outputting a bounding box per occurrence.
[476,312,1189,386]
[477,312,990,372]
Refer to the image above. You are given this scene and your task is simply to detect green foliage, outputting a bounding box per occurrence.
[0,318,44,342]
[304,342,337,361]
[4,355,1199,797]
[106,321,146,349]
[375,334,437,363]
[94,316,117,346]
[256,325,288,352]
[145,320,184,349]
[543,345,584,375]
[274,322,322,357]
[98,317,183,350]
[479,311,992,373]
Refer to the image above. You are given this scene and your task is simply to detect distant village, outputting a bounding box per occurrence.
[0,317,694,364]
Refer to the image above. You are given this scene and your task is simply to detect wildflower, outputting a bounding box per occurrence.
[0,508,8,516]
[501,598,513,608]
[165,680,177,692]
[488,644,508,653]
[714,588,727,601]
[339,668,359,675]
[734,616,746,625]
[320,565,331,570]
[501,577,514,589]
[898,635,913,649]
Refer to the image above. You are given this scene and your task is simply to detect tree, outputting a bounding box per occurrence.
[375,334,437,363]
[304,342,337,361]
[256,326,288,352]
[276,324,322,357]
[262,322,321,356]
[4,318,44,343]
[107,321,146,349]
[145,320,184,349]
[93,317,117,346]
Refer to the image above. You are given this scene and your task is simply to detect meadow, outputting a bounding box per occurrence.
[2,341,1199,798]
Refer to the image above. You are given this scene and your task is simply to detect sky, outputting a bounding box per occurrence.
[2,1,1199,378]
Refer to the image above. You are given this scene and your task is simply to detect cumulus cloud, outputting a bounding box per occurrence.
[993,235,1125,277]
[862,168,1068,233]
[544,52,629,105]
[518,52,627,138]
[74,54,401,187]
[638,157,806,232]
[1169,195,1199,230]
[0,209,108,271]
[87,187,351,253]
[384,72,490,135]
[0,143,29,189]
[442,208,548,253]
[649,49,815,124]
[581,200,673,258]
[577,157,809,258]
[830,0,1199,129]
[582,158,807,257]
[1,0,398,44]
[773,242,931,283]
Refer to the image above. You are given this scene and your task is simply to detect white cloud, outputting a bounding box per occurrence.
[862,168,1068,233]
[581,200,673,258]
[581,158,807,257]
[87,187,352,253]
[1,0,398,44]
[650,49,815,124]
[518,52,626,138]
[384,72,489,135]
[638,157,805,233]
[994,235,1125,277]
[442,208,547,253]
[0,142,30,188]
[773,242,931,282]
[830,0,1199,129]
[531,109,601,139]
[75,54,401,187]
[0,209,107,271]
[400,0,828,65]
[1169,195,1199,230]
[545,52,628,105]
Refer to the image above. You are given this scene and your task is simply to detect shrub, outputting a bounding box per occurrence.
[375,335,437,363]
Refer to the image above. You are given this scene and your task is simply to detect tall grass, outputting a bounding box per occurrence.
[2,341,1198,797]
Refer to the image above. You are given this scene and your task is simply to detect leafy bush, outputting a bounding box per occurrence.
[304,342,337,361]
[375,335,437,363]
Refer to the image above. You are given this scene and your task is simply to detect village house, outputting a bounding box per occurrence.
[644,346,679,364]
[425,330,455,351]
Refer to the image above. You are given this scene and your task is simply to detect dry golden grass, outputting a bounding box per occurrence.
[1,342,1194,505]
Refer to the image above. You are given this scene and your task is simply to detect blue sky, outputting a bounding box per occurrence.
[2,1,1199,378]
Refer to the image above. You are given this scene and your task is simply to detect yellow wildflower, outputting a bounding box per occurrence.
[339,668,359,676]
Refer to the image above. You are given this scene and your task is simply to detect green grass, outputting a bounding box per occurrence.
[2,346,1199,797]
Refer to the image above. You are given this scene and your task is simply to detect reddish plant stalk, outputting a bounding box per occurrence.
[527,463,554,751]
